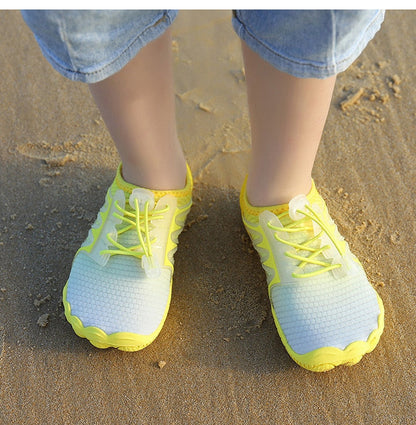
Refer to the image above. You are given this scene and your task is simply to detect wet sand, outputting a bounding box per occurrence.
[1,10,416,424]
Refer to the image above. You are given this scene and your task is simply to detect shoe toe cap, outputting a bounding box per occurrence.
[270,271,383,356]
[65,253,172,336]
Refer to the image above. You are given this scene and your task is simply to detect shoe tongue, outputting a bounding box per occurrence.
[129,188,155,210]
[288,195,309,221]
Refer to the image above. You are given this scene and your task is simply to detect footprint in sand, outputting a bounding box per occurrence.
[16,140,77,167]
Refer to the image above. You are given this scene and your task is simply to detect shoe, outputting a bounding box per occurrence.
[240,178,384,372]
[63,163,193,351]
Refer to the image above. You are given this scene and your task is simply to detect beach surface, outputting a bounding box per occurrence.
[1,10,416,424]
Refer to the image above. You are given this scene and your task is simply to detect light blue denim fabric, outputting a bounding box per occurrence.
[22,10,384,83]
[232,10,385,79]
[21,10,178,83]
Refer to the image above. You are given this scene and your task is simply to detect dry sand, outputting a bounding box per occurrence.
[1,10,416,424]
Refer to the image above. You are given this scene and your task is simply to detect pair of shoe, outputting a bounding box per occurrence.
[63,164,384,372]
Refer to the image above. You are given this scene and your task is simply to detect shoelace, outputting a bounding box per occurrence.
[100,198,169,277]
[268,204,345,279]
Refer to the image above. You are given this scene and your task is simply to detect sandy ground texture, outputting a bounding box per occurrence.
[1,10,416,425]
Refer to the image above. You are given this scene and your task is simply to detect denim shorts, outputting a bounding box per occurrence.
[21,10,384,83]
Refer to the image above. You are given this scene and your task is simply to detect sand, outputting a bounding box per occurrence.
[1,10,416,424]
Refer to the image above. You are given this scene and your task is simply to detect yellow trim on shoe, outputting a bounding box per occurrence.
[115,163,193,202]
[239,177,321,218]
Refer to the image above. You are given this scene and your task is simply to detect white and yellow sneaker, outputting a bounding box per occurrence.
[240,178,384,372]
[63,163,192,351]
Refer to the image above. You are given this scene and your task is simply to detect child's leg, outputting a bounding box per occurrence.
[89,28,186,190]
[242,41,336,206]
[22,10,185,190]
[235,10,385,371]
[65,29,192,351]
[22,11,192,351]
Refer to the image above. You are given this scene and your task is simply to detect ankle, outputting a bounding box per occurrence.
[246,176,312,207]
[121,158,187,191]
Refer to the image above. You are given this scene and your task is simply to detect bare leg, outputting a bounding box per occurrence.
[241,41,336,206]
[89,28,186,190]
